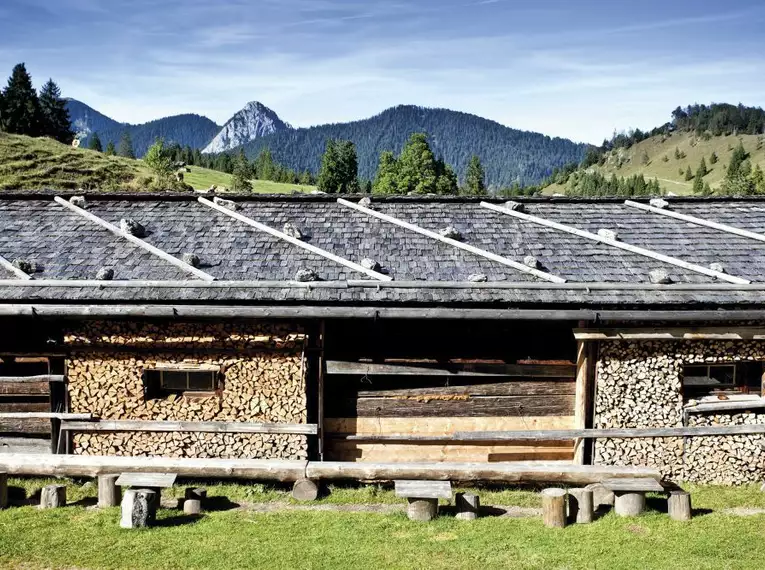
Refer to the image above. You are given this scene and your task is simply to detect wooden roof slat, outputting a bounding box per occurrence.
[54,196,215,282]
[199,197,392,282]
[337,198,566,283]
[0,254,32,280]
[625,199,765,243]
[481,201,750,285]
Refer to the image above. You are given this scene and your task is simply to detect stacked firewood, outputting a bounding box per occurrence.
[594,340,765,484]
[64,321,308,460]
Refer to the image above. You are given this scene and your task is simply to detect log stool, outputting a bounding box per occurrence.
[292,479,319,502]
[395,480,452,522]
[121,489,157,528]
[603,478,664,517]
[567,488,594,524]
[541,488,567,528]
[0,471,7,509]
[98,475,121,508]
[183,499,202,515]
[668,490,692,521]
[40,484,66,509]
[455,492,480,521]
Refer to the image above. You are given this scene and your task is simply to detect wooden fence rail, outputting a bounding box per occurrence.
[61,419,318,436]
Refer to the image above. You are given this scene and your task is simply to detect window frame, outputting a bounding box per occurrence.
[143,364,221,400]
[681,362,764,400]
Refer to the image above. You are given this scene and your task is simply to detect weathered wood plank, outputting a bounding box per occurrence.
[684,399,765,413]
[61,420,318,435]
[602,478,664,493]
[115,472,177,488]
[0,375,64,383]
[455,424,765,440]
[326,360,576,378]
[0,381,50,395]
[395,480,452,499]
[0,402,50,414]
[0,437,51,454]
[350,380,576,398]
[327,395,575,418]
[0,413,89,420]
[0,418,50,434]
[324,416,576,435]
[574,327,765,341]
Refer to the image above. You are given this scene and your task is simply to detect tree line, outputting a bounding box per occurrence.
[0,63,73,143]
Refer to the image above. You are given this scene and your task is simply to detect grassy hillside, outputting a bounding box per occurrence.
[0,133,315,193]
[544,132,765,195]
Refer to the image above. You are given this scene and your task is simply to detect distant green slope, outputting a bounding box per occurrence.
[544,132,765,195]
[0,133,314,193]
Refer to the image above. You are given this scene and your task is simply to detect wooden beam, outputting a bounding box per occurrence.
[0,454,308,481]
[455,424,765,440]
[575,327,765,341]
[198,197,392,282]
[325,360,576,377]
[0,254,32,280]
[306,461,660,484]
[0,418,50,434]
[625,199,765,244]
[0,381,49,395]
[684,399,765,413]
[481,201,750,285]
[0,437,51,454]
[0,375,65,383]
[337,197,567,283]
[61,419,318,435]
[54,196,215,282]
[0,413,90,420]
[573,341,590,464]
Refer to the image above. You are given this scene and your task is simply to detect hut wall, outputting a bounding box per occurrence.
[594,340,765,484]
[63,321,309,460]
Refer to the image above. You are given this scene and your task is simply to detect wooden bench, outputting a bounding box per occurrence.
[115,472,177,505]
[602,478,664,517]
[395,480,452,522]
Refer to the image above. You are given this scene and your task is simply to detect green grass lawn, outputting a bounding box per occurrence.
[2,478,765,570]
[183,165,316,194]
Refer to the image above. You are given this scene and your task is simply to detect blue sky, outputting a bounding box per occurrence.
[1,0,764,143]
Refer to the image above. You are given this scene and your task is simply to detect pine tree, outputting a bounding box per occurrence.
[698,157,707,177]
[692,170,704,194]
[336,140,359,193]
[684,165,693,181]
[372,151,399,194]
[751,164,765,195]
[702,182,713,196]
[230,150,253,192]
[38,78,73,143]
[464,155,486,195]
[254,148,276,181]
[317,139,358,193]
[317,140,341,193]
[710,151,718,164]
[435,160,458,195]
[143,138,174,187]
[117,132,135,159]
[88,132,103,152]
[397,133,438,194]
[674,147,682,160]
[1,63,42,136]
[728,141,747,177]
[104,141,116,156]
[641,151,650,166]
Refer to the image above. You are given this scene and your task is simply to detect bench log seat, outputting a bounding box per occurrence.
[395,480,452,522]
[602,477,664,517]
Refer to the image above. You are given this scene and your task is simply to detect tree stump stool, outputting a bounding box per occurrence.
[668,490,692,521]
[407,498,438,522]
[394,480,452,522]
[120,489,157,528]
[292,479,319,502]
[0,472,7,509]
[183,499,202,515]
[603,478,663,517]
[98,475,121,508]
[584,483,614,509]
[614,492,646,517]
[40,485,66,509]
[568,488,594,524]
[455,492,480,521]
[541,488,567,528]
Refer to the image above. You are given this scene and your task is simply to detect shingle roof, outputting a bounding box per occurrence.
[0,192,764,309]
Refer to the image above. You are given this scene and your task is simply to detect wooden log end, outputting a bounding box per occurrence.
[668,490,692,522]
[541,487,567,528]
[292,478,319,502]
[39,484,67,509]
[614,491,646,517]
[455,492,480,521]
[183,498,202,515]
[407,497,438,522]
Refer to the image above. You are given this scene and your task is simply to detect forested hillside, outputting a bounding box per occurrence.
[67,100,221,157]
[240,105,588,187]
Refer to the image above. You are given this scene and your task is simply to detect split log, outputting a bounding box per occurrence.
[97,474,120,508]
[668,490,692,521]
[120,489,157,528]
[541,488,567,528]
[292,478,319,502]
[614,492,645,517]
[455,492,480,520]
[0,471,7,509]
[40,484,66,509]
[183,499,201,515]
[407,498,438,522]
[567,488,594,524]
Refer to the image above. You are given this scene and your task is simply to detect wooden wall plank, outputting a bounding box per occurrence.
[0,402,50,413]
[0,418,50,434]
[345,379,576,398]
[0,436,51,454]
[326,395,575,418]
[0,381,50,395]
[326,360,576,377]
[325,416,576,435]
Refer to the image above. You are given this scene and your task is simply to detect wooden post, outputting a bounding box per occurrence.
[574,340,590,465]
[668,490,692,521]
[541,488,567,528]
[97,475,120,508]
[183,499,201,515]
[567,488,594,524]
[120,489,157,528]
[614,492,645,517]
[40,484,66,509]
[407,498,438,522]
[455,492,480,520]
[292,478,319,502]
[0,471,7,509]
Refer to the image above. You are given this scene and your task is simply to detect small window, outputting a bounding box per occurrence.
[143,367,220,399]
[682,363,763,400]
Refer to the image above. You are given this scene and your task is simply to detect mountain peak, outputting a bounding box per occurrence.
[202,101,290,154]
